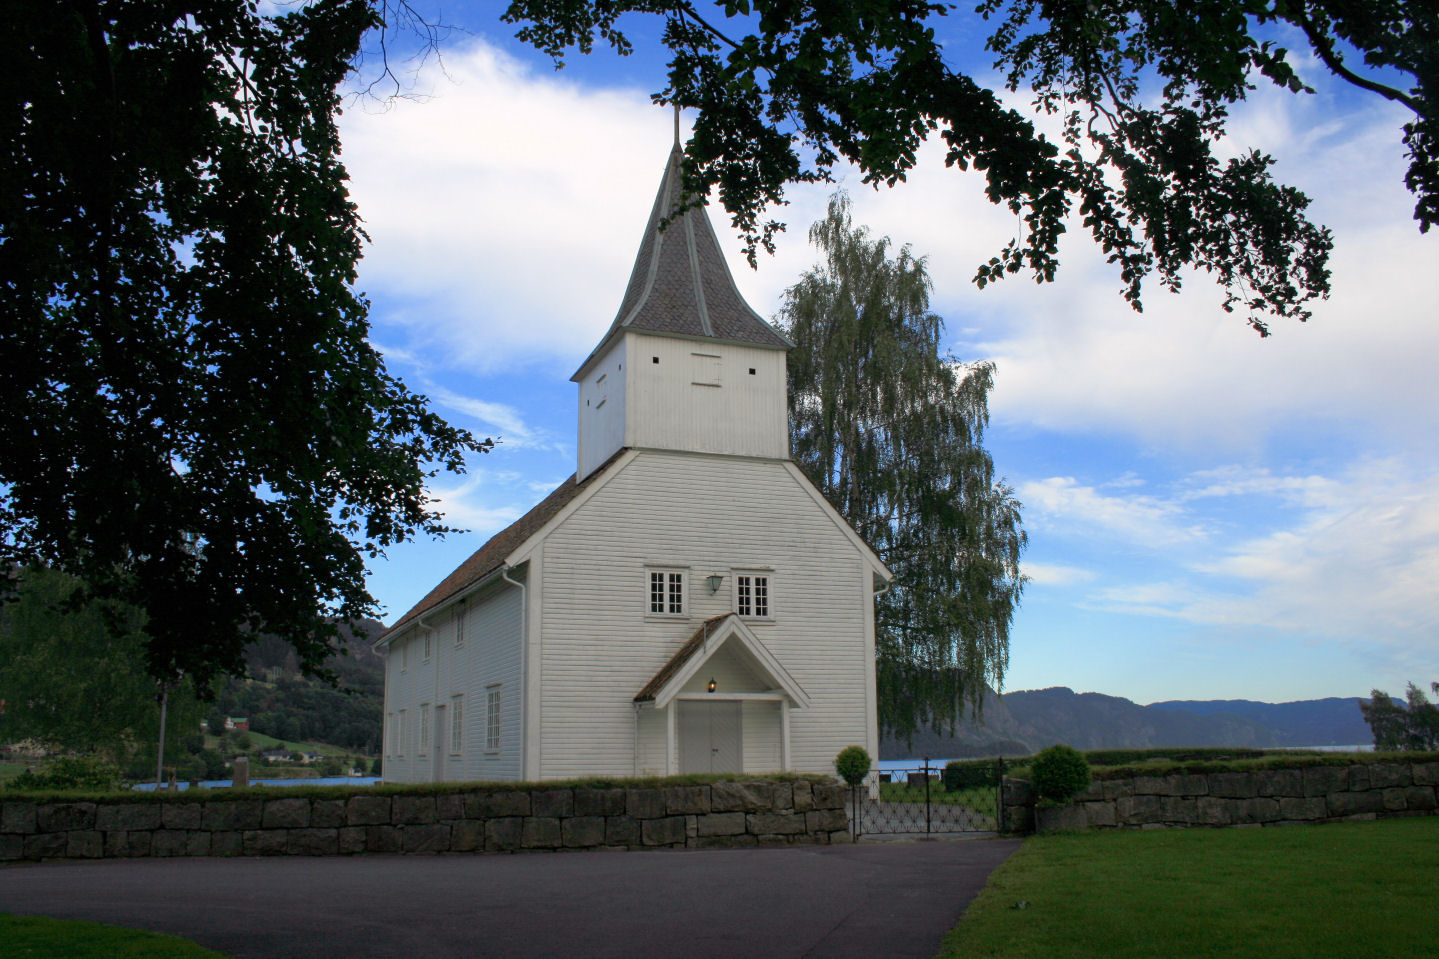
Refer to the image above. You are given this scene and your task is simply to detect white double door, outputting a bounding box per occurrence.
[678,700,743,774]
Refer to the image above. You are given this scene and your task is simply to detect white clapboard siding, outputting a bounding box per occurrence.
[536,449,876,779]
[576,336,627,480]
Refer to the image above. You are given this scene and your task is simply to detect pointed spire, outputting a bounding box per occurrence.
[574,140,791,379]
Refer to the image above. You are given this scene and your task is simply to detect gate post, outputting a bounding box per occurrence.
[924,756,932,835]
[996,756,1005,833]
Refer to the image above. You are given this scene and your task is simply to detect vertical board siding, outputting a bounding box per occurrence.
[742,701,782,773]
[577,338,627,479]
[539,451,873,778]
[627,334,787,460]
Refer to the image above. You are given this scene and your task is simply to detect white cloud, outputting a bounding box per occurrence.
[422,473,524,533]
[1022,563,1097,587]
[422,384,538,444]
[1018,476,1208,547]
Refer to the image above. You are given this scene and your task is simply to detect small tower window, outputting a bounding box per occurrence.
[652,356,659,364]
[749,368,756,375]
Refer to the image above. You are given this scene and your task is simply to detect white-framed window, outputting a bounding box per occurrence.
[648,568,685,615]
[400,640,409,673]
[486,685,502,751]
[419,703,431,755]
[386,712,396,757]
[735,572,771,618]
[422,631,433,663]
[397,709,407,756]
[450,695,464,755]
[455,601,465,648]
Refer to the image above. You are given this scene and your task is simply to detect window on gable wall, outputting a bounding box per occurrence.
[648,569,685,615]
[419,703,431,755]
[456,602,465,648]
[397,710,407,756]
[423,631,432,663]
[486,686,502,751]
[450,695,464,754]
[736,573,771,618]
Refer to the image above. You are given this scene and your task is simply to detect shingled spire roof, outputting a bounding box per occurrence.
[574,145,790,378]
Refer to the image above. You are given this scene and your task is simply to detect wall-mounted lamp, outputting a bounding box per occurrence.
[707,677,717,693]
[706,574,724,593]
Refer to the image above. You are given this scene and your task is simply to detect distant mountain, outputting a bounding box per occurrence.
[880,685,1370,759]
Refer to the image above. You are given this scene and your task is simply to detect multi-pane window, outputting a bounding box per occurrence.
[649,570,684,615]
[387,712,397,757]
[422,631,433,662]
[455,602,465,648]
[737,574,770,618]
[400,641,408,673]
[397,709,407,756]
[486,686,502,751]
[419,704,431,755]
[450,696,464,754]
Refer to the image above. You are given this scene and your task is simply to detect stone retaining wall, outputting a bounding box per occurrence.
[0,779,849,863]
[1002,760,1439,834]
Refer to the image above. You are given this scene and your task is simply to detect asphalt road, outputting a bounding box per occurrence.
[0,838,1020,958]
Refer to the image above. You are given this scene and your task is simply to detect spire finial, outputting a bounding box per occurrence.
[673,102,681,148]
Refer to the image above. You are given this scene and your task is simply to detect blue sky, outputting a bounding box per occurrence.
[334,5,1438,706]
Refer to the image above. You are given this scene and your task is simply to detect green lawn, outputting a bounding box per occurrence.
[878,781,998,817]
[0,915,225,958]
[940,817,1439,959]
[0,763,29,784]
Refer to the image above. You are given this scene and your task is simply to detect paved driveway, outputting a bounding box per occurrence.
[0,838,1019,958]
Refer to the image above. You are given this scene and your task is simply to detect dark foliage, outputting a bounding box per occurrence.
[834,745,873,785]
[1030,743,1091,802]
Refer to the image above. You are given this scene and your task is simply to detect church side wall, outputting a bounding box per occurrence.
[576,338,627,479]
[538,451,873,779]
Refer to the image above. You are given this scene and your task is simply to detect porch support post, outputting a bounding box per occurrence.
[780,699,791,772]
[666,703,677,775]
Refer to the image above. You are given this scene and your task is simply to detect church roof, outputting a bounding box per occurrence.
[573,145,791,380]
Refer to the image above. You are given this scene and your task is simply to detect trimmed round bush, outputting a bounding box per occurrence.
[1030,744,1091,803]
[834,745,872,786]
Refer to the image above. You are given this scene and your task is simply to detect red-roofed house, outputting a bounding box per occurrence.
[376,143,890,782]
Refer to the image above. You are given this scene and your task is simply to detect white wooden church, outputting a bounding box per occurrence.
[377,144,890,782]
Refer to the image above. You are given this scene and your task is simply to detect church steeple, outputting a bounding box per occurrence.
[571,143,792,480]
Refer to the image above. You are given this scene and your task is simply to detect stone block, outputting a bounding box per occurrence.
[1072,780,1104,802]
[436,794,466,820]
[2,802,37,834]
[1254,769,1303,797]
[1160,797,1197,824]
[1327,790,1385,816]
[0,834,24,861]
[1082,802,1118,828]
[813,782,849,810]
[338,827,366,854]
[747,812,804,835]
[243,830,290,856]
[1278,797,1326,821]
[805,808,849,833]
[532,790,574,819]
[107,831,152,857]
[288,828,340,856]
[1116,794,1162,825]
[393,796,437,825]
[186,832,211,857]
[522,818,561,849]
[1100,779,1133,801]
[689,834,758,849]
[470,791,531,818]
[23,834,66,860]
[663,786,709,815]
[485,818,522,852]
[562,816,607,848]
[697,812,747,837]
[1347,765,1371,792]
[574,788,626,817]
[606,815,640,846]
[1301,766,1349,798]
[312,800,346,828]
[204,801,263,831]
[626,788,667,819]
[641,816,687,846]
[209,831,241,857]
[1241,798,1281,823]
[263,798,311,829]
[160,804,202,830]
[1383,788,1410,812]
[1208,773,1257,800]
[449,821,485,852]
[95,804,159,832]
[1411,762,1439,786]
[365,825,402,853]
[37,802,97,833]
[1367,764,1412,789]
[754,833,793,846]
[1197,797,1238,826]
[710,781,771,812]
[65,831,103,858]
[1132,776,1182,797]
[346,796,392,826]
[402,823,451,854]
[1403,785,1437,810]
[771,783,794,810]
[792,781,815,812]
[152,830,190,857]
[1035,804,1087,833]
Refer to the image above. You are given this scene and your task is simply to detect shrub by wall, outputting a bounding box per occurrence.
[0,776,850,862]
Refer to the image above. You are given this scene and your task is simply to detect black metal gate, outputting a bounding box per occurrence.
[849,758,1004,839]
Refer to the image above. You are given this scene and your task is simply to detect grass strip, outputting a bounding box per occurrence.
[0,914,226,958]
[939,816,1439,959]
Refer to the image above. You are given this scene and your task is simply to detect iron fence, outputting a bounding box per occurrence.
[848,757,1005,839]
